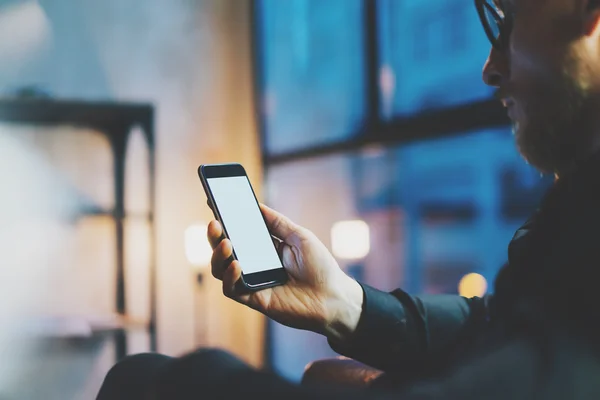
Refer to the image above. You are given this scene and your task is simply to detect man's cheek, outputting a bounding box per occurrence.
[510,15,564,72]
[510,41,562,90]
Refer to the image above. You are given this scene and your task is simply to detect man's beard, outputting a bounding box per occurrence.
[514,71,590,175]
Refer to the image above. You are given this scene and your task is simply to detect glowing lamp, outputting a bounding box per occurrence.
[184,223,212,270]
[331,220,370,260]
[458,273,488,298]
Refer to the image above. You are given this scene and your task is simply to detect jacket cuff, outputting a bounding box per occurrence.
[328,283,419,371]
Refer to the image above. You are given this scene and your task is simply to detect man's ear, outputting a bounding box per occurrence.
[583,0,600,36]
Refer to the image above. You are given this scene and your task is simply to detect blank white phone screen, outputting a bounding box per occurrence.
[208,176,283,275]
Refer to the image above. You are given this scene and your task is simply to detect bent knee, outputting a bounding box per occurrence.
[97,353,173,400]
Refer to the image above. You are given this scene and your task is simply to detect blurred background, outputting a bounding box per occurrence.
[0,0,553,398]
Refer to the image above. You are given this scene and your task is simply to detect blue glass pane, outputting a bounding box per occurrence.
[258,0,366,154]
[393,130,554,293]
[377,0,494,117]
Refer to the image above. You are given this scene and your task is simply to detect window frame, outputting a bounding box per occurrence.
[252,0,510,166]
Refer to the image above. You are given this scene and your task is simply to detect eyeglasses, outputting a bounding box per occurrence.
[475,0,514,52]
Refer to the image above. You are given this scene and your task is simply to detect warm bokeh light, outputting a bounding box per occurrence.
[331,220,370,260]
[185,223,212,269]
[458,273,488,298]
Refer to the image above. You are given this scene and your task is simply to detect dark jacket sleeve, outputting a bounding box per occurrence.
[328,283,491,372]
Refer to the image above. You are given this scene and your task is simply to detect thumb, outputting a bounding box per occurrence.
[260,204,302,244]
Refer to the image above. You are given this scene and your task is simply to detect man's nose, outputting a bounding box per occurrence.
[482,47,509,88]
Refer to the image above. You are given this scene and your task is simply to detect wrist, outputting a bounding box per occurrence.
[323,275,364,343]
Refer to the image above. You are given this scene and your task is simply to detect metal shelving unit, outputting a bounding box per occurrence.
[0,98,157,361]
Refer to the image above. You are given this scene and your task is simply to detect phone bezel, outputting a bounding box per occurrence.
[198,163,287,290]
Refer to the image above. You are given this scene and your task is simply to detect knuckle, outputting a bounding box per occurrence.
[217,240,228,257]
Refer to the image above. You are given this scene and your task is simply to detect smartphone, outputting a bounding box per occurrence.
[198,163,287,290]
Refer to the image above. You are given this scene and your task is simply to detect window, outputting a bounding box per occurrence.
[257,0,366,154]
[378,0,494,118]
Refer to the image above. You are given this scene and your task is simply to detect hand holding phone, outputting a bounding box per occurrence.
[200,163,364,340]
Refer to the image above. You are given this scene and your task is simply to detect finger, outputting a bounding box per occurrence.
[222,260,243,299]
[211,239,233,280]
[207,220,223,249]
[260,204,300,243]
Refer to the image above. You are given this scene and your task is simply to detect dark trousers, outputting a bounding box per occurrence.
[96,336,600,400]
